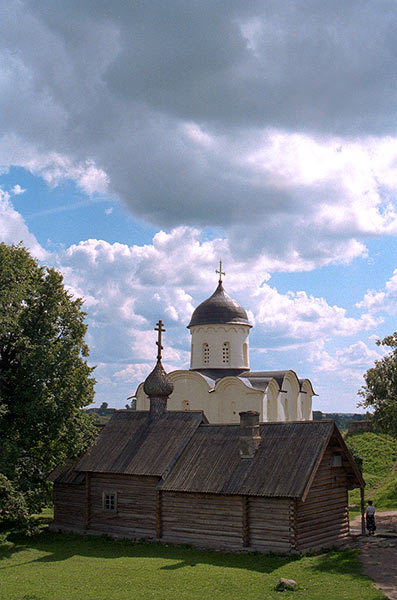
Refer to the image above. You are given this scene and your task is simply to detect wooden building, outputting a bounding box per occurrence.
[50,409,364,553]
[50,321,364,553]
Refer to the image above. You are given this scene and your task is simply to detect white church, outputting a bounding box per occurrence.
[135,267,315,423]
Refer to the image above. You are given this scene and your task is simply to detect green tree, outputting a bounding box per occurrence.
[358,332,397,435]
[0,243,97,530]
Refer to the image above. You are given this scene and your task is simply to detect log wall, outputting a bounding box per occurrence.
[53,482,86,530]
[161,491,244,549]
[88,473,158,538]
[295,447,350,551]
[161,492,293,552]
[248,497,293,553]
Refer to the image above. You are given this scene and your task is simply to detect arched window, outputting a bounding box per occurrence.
[243,343,248,365]
[203,343,210,364]
[222,342,230,364]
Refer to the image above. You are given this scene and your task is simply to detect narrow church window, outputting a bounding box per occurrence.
[243,343,248,365]
[222,342,230,364]
[103,491,117,512]
[182,400,190,411]
[203,343,210,364]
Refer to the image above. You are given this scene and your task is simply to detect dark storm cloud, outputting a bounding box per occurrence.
[2,0,397,266]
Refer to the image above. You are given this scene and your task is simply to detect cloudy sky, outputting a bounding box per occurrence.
[1,0,397,412]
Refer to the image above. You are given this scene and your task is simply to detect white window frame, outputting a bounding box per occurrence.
[102,491,118,512]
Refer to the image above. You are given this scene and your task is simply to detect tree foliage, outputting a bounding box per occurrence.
[0,243,97,530]
[358,332,397,436]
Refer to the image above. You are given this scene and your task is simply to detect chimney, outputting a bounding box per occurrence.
[143,320,174,419]
[239,411,261,458]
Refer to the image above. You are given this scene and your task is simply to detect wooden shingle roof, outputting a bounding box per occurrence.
[75,410,205,477]
[48,459,85,484]
[160,420,356,498]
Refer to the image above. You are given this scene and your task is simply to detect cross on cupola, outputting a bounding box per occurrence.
[154,320,166,361]
[216,260,225,284]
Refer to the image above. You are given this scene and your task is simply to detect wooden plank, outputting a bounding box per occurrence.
[298,530,349,551]
[298,522,349,543]
[156,490,162,538]
[85,473,91,530]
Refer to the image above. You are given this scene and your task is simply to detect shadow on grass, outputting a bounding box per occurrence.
[309,548,364,579]
[0,529,299,575]
[0,528,367,582]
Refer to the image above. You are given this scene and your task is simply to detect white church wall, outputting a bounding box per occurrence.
[283,372,300,421]
[299,380,314,420]
[277,393,288,421]
[215,378,265,423]
[190,324,250,371]
[265,380,279,422]
[136,371,265,424]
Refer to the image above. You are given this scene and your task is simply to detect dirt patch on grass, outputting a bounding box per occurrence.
[350,511,397,600]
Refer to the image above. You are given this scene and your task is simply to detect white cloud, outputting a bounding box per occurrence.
[308,340,384,382]
[11,184,25,195]
[0,186,47,259]
[357,269,397,315]
[252,285,379,344]
[47,226,384,404]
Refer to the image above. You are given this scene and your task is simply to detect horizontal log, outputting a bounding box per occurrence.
[298,532,349,551]
[165,491,244,502]
[298,494,347,511]
[249,498,291,508]
[163,495,244,507]
[162,506,242,517]
[250,534,291,544]
[249,540,291,551]
[162,527,242,541]
[297,504,348,521]
[162,516,242,528]
[249,512,291,524]
[297,523,349,543]
[89,521,155,535]
[297,515,348,532]
[249,524,292,534]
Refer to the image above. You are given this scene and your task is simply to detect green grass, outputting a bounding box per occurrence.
[346,432,397,511]
[0,529,385,600]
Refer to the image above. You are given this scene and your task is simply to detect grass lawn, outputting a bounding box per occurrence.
[347,432,397,511]
[0,526,385,600]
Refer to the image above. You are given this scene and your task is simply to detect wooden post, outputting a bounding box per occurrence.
[242,496,249,547]
[360,486,365,535]
[156,490,162,538]
[85,472,91,530]
[290,499,298,551]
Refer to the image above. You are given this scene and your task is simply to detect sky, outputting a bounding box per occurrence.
[1,1,397,413]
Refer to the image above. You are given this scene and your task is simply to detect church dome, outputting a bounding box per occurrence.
[143,359,174,398]
[188,282,251,328]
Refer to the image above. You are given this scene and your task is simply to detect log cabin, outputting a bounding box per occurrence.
[50,324,365,553]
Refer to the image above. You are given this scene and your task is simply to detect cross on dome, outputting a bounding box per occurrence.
[154,320,166,361]
[216,260,225,283]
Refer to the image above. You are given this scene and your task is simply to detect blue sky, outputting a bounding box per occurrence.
[1,1,397,412]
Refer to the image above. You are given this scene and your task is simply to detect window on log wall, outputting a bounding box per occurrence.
[102,491,117,512]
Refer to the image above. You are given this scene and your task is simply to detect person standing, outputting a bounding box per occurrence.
[365,500,376,535]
